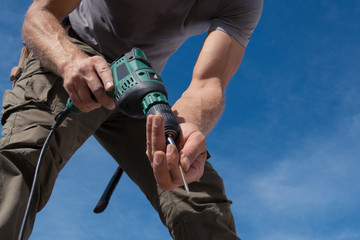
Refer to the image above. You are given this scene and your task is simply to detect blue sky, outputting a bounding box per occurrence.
[1,0,360,239]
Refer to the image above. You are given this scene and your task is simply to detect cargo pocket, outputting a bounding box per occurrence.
[1,57,64,126]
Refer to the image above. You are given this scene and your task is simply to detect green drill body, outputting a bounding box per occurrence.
[66,48,179,138]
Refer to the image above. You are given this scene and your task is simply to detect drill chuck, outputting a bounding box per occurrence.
[146,103,179,138]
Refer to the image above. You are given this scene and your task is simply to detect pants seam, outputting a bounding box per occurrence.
[6,111,18,147]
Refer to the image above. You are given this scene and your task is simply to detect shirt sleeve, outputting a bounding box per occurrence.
[209,0,263,47]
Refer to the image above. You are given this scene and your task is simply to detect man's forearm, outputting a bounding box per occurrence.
[22,1,85,77]
[21,1,115,112]
[172,30,245,135]
[172,86,224,136]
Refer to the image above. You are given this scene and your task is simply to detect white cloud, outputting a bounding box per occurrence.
[211,112,360,239]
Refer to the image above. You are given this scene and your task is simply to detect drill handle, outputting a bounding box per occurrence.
[66,98,82,113]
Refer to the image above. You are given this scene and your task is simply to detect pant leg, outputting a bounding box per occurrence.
[0,29,115,239]
[0,155,38,240]
[159,163,239,240]
[0,53,113,239]
[94,113,240,240]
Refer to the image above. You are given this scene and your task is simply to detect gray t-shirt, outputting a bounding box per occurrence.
[69,0,263,73]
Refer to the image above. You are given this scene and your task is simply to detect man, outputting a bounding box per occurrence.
[0,0,263,239]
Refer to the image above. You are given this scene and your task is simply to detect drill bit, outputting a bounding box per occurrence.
[166,135,190,195]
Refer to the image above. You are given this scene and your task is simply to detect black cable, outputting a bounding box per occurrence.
[18,108,70,240]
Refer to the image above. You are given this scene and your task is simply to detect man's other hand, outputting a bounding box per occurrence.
[146,114,207,191]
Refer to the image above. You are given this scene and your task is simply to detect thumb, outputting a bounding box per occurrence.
[180,155,191,172]
[179,129,206,171]
[93,57,114,91]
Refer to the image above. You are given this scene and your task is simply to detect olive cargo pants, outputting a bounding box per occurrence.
[0,36,239,240]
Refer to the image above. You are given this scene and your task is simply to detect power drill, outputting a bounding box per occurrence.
[66,48,179,138]
[66,48,189,212]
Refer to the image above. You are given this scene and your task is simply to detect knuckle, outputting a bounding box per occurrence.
[193,160,205,179]
[146,138,151,147]
[158,183,174,191]
[167,158,178,169]
[86,56,97,64]
[146,149,153,160]
[174,176,183,186]
[92,55,103,62]
[63,81,75,93]
[98,65,110,75]
[82,97,93,106]
[93,56,110,72]
[78,60,90,72]
[195,131,206,142]
[195,170,204,181]
[63,80,72,90]
[146,147,151,157]
[91,86,104,96]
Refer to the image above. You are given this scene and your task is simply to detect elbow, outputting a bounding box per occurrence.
[22,4,44,44]
[22,5,35,43]
[21,3,66,46]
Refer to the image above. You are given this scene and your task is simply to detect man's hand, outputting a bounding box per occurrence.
[62,56,116,112]
[22,0,115,113]
[146,114,207,191]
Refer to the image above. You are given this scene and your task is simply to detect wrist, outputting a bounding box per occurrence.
[172,89,224,135]
[59,51,88,77]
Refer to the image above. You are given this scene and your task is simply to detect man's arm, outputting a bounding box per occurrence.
[147,30,245,190]
[22,0,115,112]
[173,30,245,135]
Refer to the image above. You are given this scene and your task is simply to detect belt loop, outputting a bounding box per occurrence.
[9,46,33,85]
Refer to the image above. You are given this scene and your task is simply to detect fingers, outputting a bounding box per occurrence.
[178,124,207,182]
[146,114,166,164]
[166,143,183,186]
[146,115,184,190]
[146,115,208,191]
[63,56,115,112]
[182,151,207,183]
[94,57,114,92]
[179,130,206,170]
[147,115,169,188]
[152,150,173,190]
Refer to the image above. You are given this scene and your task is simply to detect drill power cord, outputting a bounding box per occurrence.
[18,107,71,240]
